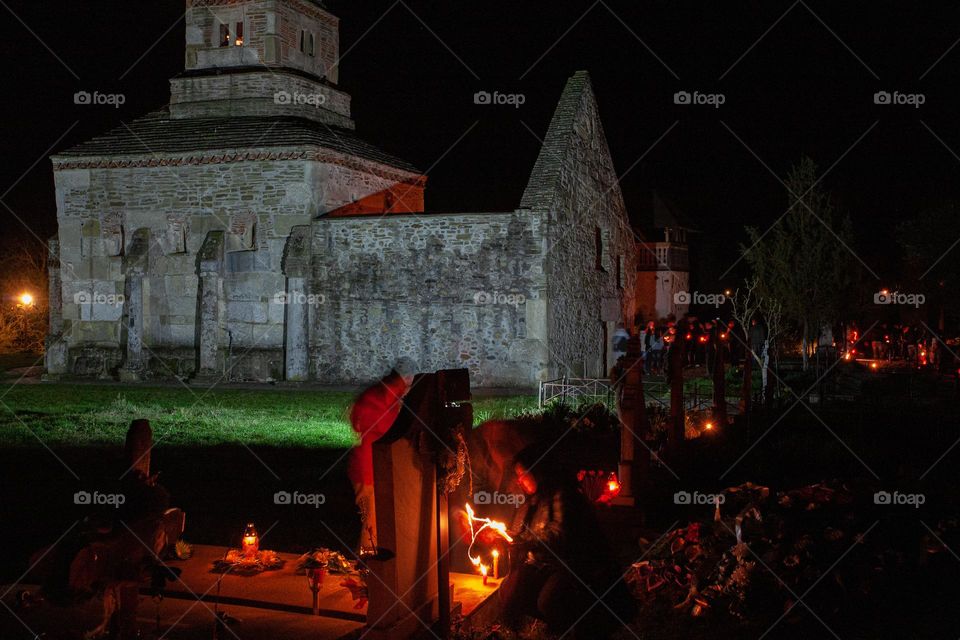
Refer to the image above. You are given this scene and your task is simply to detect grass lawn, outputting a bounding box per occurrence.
[0,383,539,448]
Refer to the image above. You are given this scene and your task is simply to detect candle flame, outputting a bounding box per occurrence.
[464,502,513,575]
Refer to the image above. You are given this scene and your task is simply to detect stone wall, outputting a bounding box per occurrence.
[519,71,638,377]
[51,154,413,380]
[309,212,549,387]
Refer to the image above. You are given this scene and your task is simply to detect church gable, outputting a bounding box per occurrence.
[519,70,626,223]
[520,70,638,378]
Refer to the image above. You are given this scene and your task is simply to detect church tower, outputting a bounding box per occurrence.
[172,0,353,128]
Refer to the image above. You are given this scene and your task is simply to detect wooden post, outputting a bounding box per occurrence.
[712,326,727,426]
[668,320,687,455]
[611,335,649,506]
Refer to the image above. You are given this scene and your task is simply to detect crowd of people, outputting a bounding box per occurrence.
[615,315,767,378]
[616,315,958,378]
[846,322,956,372]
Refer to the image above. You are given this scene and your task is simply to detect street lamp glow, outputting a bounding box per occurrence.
[18,292,34,306]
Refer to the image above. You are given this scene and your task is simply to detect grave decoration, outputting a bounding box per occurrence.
[241,522,259,557]
[296,548,353,574]
[212,523,283,575]
[625,479,940,622]
[212,548,283,575]
[578,469,622,503]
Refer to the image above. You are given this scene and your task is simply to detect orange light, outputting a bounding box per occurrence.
[241,522,259,558]
[704,421,714,431]
[844,353,852,361]
[870,362,878,370]
[18,292,33,306]
[465,503,513,582]
[605,472,621,498]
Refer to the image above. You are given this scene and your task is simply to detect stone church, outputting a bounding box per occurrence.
[46,0,640,387]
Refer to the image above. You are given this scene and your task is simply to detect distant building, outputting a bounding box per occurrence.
[635,192,695,322]
[46,0,638,386]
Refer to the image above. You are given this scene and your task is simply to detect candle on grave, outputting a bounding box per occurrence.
[492,549,500,580]
[241,522,259,558]
[481,564,489,586]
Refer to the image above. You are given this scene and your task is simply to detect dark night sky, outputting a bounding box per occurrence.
[3,1,960,289]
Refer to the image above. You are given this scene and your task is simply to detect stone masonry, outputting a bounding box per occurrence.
[46,0,638,387]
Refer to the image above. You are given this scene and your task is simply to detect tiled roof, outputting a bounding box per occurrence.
[54,110,422,175]
[519,70,592,210]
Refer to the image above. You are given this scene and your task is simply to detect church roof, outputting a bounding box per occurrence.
[54,110,422,175]
[519,71,593,210]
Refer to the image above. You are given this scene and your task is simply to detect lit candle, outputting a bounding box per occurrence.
[492,550,500,580]
[241,522,259,558]
[481,564,488,586]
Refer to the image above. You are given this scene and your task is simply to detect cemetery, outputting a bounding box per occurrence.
[3,1,960,638]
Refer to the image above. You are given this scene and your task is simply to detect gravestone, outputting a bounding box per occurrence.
[366,369,472,640]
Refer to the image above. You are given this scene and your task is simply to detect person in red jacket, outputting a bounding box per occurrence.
[348,365,415,551]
